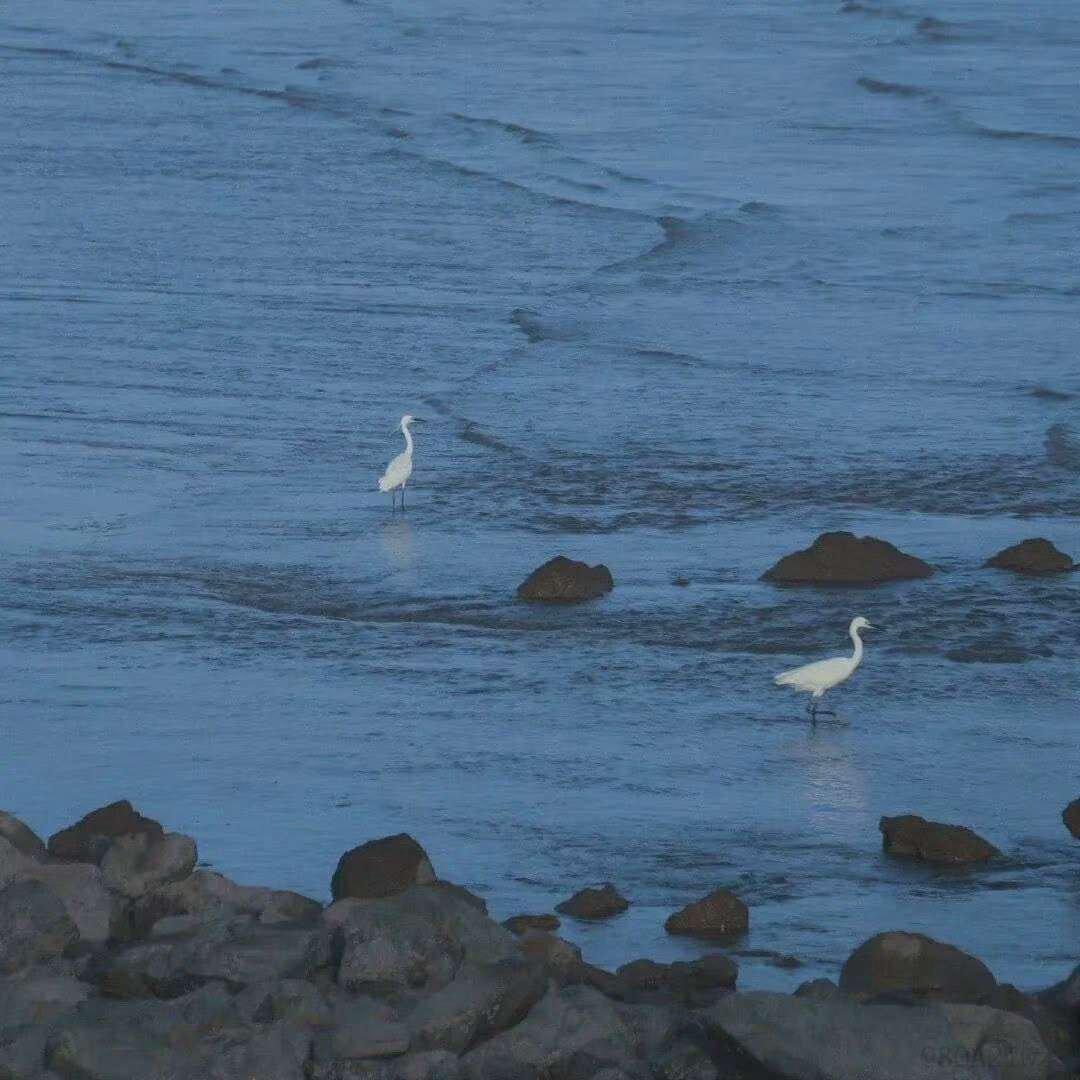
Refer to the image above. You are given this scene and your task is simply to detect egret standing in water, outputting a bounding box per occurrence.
[774,616,875,721]
[378,414,425,510]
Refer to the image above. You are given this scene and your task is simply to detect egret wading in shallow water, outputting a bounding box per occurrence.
[774,616,876,721]
[378,414,425,510]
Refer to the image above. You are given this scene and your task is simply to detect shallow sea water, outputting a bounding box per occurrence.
[2,0,1079,989]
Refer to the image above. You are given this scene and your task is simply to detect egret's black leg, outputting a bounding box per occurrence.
[401,483,406,510]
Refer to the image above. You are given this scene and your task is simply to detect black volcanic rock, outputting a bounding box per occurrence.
[985,538,1074,575]
[762,531,934,584]
[840,931,997,1004]
[664,889,748,938]
[330,833,435,901]
[555,884,628,919]
[879,814,999,865]
[517,556,614,602]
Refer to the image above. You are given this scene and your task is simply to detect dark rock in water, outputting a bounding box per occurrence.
[700,990,1057,1080]
[1062,799,1080,839]
[879,814,999,864]
[0,811,48,861]
[48,800,164,864]
[516,929,584,975]
[793,978,841,1001]
[331,833,436,901]
[664,889,748,938]
[762,530,934,584]
[516,555,614,602]
[616,954,737,1006]
[0,880,79,974]
[502,913,559,935]
[840,931,997,1003]
[555,883,629,919]
[985,538,1074,574]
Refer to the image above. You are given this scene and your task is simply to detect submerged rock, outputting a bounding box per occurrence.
[762,530,934,584]
[502,913,560,935]
[1062,799,1080,840]
[879,814,1000,865]
[616,954,737,1006]
[48,800,165,864]
[516,555,614,602]
[331,833,436,901]
[985,538,1074,575]
[555,884,629,920]
[664,889,748,938]
[840,931,997,1004]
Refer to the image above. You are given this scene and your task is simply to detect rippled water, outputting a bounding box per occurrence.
[3,0,1079,991]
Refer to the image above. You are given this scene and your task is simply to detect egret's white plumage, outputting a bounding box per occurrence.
[378,414,424,509]
[774,616,874,719]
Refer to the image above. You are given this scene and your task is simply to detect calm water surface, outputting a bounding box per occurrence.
[2,0,1079,990]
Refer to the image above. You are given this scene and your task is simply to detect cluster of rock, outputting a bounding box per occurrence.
[2,801,1080,1079]
[516,534,1074,602]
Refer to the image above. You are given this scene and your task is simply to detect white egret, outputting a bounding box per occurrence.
[378,414,425,510]
[774,616,875,721]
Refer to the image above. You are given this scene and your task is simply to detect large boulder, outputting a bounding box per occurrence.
[616,954,737,1006]
[329,884,519,996]
[0,812,47,861]
[311,997,410,1063]
[0,880,79,974]
[95,916,334,998]
[555,884,629,920]
[43,989,312,1080]
[101,831,198,900]
[880,814,1000,865]
[1061,800,1080,840]
[0,960,92,1028]
[985,539,1074,575]
[459,985,639,1080]
[840,931,997,1004]
[664,889,748,938]
[331,834,436,901]
[700,991,1059,1080]
[128,869,322,937]
[405,957,548,1053]
[516,556,614,602]
[762,531,934,584]
[48,800,164,864]
[0,839,119,944]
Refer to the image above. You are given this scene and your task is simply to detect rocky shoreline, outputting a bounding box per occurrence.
[1,801,1077,1079]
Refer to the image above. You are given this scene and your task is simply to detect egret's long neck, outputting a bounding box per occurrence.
[401,422,414,456]
[849,626,865,668]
